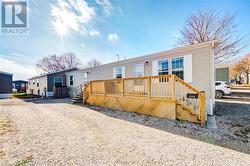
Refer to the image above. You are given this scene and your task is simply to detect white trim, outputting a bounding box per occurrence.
[83,72,88,84]
[210,47,215,115]
[206,99,213,116]
[122,66,126,78]
[113,67,116,78]
[152,60,158,76]
[0,94,12,99]
[184,54,193,82]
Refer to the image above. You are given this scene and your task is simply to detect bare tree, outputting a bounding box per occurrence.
[177,9,247,63]
[36,52,81,73]
[236,54,250,84]
[230,63,243,84]
[85,58,102,68]
[60,52,82,69]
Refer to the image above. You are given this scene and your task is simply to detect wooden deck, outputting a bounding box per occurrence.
[83,75,206,126]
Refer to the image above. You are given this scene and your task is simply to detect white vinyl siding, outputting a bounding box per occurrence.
[184,54,193,82]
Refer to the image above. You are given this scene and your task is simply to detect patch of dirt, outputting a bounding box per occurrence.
[0,112,16,135]
[88,101,250,154]
[14,155,33,166]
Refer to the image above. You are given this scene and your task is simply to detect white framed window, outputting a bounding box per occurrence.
[172,57,184,80]
[69,75,74,86]
[158,60,169,75]
[133,63,144,77]
[54,77,63,87]
[113,66,125,78]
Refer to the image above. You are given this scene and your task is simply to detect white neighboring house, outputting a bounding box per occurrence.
[27,68,77,97]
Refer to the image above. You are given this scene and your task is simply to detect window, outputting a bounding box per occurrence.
[33,80,35,84]
[69,75,74,86]
[54,77,63,87]
[172,57,184,80]
[215,82,221,86]
[116,67,122,78]
[158,60,169,75]
[36,79,39,87]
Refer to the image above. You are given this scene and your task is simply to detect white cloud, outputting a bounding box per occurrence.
[118,6,124,17]
[50,0,95,36]
[96,0,112,17]
[170,30,181,39]
[80,43,86,47]
[89,30,100,36]
[10,53,25,57]
[108,33,119,43]
[0,57,36,80]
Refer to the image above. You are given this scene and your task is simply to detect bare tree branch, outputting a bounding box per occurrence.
[36,52,82,73]
[85,58,102,68]
[177,9,248,63]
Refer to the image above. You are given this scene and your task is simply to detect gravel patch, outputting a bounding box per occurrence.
[0,98,249,165]
[88,101,250,154]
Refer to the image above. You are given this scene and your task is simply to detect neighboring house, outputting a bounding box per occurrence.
[215,64,230,83]
[13,80,28,93]
[27,68,77,97]
[0,71,13,99]
[66,41,217,115]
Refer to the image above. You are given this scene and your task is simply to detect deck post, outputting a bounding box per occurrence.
[148,77,151,98]
[89,81,92,95]
[200,91,206,127]
[104,80,106,95]
[171,75,176,100]
[121,79,124,96]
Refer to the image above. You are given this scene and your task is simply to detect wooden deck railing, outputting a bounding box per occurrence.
[88,75,206,126]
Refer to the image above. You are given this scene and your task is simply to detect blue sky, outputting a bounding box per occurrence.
[0,0,249,80]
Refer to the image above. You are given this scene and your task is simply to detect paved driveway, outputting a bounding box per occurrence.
[0,99,249,165]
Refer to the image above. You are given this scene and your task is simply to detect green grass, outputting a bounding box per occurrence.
[12,93,28,98]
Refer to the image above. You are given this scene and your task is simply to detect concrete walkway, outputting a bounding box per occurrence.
[0,99,249,165]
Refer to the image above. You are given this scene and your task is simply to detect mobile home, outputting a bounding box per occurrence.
[66,41,217,115]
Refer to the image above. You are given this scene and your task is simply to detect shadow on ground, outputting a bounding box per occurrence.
[80,101,250,154]
[23,98,71,104]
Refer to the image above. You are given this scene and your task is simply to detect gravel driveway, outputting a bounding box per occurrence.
[0,99,249,165]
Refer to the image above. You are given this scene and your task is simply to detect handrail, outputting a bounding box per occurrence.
[71,83,85,97]
[87,74,206,126]
[173,75,200,93]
